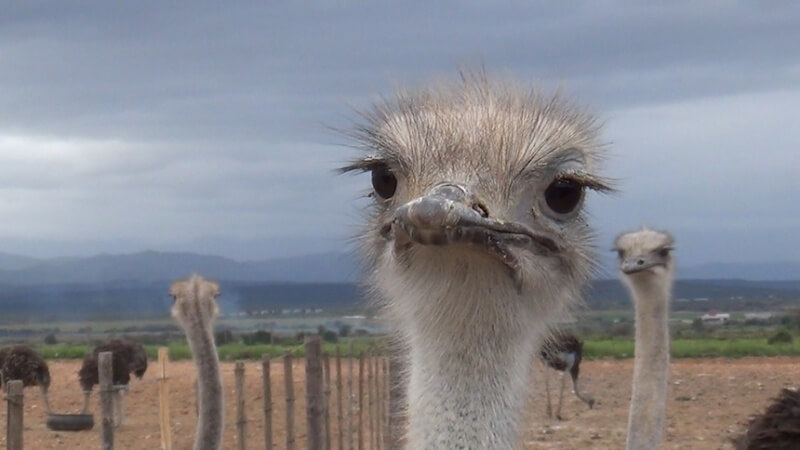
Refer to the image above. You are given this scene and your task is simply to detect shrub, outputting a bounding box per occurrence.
[322,330,338,343]
[43,334,58,345]
[215,329,236,345]
[242,330,272,345]
[338,324,352,338]
[767,330,793,345]
[608,323,633,338]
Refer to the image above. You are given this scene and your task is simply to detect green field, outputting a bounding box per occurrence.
[28,336,800,361]
[35,336,379,361]
[584,338,800,359]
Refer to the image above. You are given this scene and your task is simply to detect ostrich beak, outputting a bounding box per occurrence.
[620,255,664,274]
[387,183,559,287]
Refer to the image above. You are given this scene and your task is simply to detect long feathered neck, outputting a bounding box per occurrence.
[625,273,672,450]
[382,259,554,450]
[186,314,223,450]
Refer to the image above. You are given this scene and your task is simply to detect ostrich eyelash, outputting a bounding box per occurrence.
[555,170,616,193]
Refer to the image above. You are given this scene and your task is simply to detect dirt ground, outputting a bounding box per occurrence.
[0,357,796,449]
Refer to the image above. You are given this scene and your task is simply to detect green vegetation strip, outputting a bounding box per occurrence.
[584,338,800,359]
[33,338,800,361]
[35,338,377,361]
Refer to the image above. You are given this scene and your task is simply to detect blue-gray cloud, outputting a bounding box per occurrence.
[0,1,797,265]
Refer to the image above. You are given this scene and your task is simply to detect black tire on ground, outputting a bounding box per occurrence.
[46,413,95,431]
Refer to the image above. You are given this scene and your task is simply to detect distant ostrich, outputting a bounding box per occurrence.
[342,73,612,448]
[78,339,148,420]
[0,345,51,412]
[170,274,223,450]
[614,229,674,450]
[734,388,800,450]
[539,331,595,419]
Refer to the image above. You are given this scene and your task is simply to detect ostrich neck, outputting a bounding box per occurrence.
[186,321,223,450]
[625,276,671,450]
[397,286,544,450]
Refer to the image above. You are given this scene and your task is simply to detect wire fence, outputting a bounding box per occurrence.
[3,337,402,450]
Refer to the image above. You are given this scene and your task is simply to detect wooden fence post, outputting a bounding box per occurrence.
[358,353,364,450]
[335,346,343,450]
[348,341,355,450]
[388,346,404,450]
[284,349,296,450]
[6,379,23,450]
[382,358,390,450]
[235,361,247,450]
[305,336,324,450]
[99,351,114,450]
[262,354,272,450]
[374,356,382,450]
[323,351,332,450]
[157,347,172,450]
[368,352,376,450]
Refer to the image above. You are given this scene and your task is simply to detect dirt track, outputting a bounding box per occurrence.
[1,358,796,449]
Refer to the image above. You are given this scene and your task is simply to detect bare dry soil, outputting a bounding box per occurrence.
[1,358,796,449]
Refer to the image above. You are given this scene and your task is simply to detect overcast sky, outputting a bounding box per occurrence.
[0,1,797,265]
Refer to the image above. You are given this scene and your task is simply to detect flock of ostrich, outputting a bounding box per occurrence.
[0,74,796,449]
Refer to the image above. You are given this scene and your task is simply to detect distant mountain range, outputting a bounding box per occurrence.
[0,250,797,322]
[0,250,797,285]
[0,251,360,285]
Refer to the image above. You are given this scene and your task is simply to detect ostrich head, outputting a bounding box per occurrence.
[38,364,51,389]
[344,75,611,316]
[343,74,611,448]
[130,343,148,379]
[614,228,675,287]
[170,275,220,329]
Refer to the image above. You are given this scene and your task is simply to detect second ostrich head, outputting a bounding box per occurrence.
[615,228,675,291]
[614,229,675,450]
[344,74,611,448]
[170,275,223,450]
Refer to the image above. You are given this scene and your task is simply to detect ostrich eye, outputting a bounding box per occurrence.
[544,179,584,215]
[658,248,670,258]
[371,164,397,199]
[616,250,624,259]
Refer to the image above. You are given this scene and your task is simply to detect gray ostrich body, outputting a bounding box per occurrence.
[343,74,611,449]
[78,339,148,414]
[171,274,223,450]
[539,331,595,419]
[614,229,674,450]
[0,345,51,412]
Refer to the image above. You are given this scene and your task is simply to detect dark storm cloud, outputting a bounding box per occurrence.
[0,1,797,263]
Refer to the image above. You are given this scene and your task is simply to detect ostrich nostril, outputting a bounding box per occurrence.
[637,259,644,266]
[472,202,489,218]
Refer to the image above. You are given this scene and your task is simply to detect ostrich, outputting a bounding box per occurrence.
[170,274,223,450]
[614,229,674,450]
[341,73,612,448]
[0,345,51,413]
[78,339,148,423]
[539,331,595,420]
[734,388,800,450]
